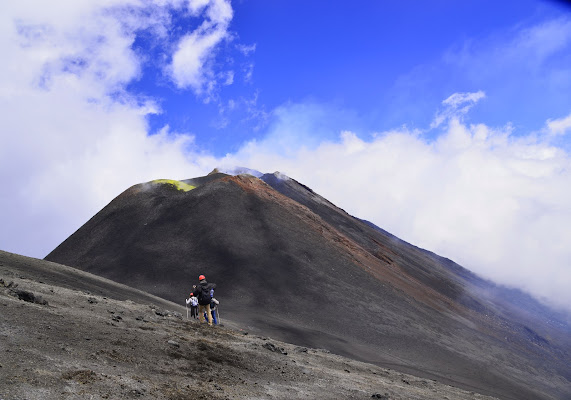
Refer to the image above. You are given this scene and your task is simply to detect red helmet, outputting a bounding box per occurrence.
[198,275,206,281]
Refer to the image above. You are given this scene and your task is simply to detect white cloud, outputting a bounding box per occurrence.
[222,70,234,86]
[236,43,256,56]
[442,91,486,108]
[223,103,571,311]
[167,0,233,94]
[187,0,210,15]
[446,17,571,78]
[508,17,571,68]
[546,112,571,136]
[431,90,486,128]
[0,1,223,257]
[388,16,571,136]
[243,62,255,83]
[205,0,233,23]
[167,23,226,90]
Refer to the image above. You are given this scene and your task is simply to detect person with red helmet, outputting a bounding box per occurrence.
[192,274,217,326]
[185,292,198,319]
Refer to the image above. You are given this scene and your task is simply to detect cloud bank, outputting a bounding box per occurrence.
[221,99,571,311]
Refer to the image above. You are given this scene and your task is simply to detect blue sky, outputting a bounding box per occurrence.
[129,0,571,154]
[1,0,571,311]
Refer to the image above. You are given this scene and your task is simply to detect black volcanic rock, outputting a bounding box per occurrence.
[46,172,571,400]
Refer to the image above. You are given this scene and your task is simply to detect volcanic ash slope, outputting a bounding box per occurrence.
[45,172,571,400]
[1,250,503,400]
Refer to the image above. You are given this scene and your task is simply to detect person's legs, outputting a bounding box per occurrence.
[198,305,206,323]
[205,304,213,326]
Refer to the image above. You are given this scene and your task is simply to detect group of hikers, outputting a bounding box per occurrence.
[185,274,219,326]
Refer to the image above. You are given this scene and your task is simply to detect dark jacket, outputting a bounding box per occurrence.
[195,280,216,305]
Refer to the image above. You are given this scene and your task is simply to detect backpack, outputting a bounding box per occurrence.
[197,284,214,305]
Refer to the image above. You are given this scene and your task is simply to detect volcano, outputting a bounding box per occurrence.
[46,171,571,400]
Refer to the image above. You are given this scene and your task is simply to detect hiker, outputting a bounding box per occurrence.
[209,298,220,325]
[187,293,199,318]
[193,274,216,326]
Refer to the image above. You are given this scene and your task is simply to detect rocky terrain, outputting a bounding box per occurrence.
[1,250,502,399]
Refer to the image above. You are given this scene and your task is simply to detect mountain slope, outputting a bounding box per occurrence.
[1,250,508,399]
[260,172,571,347]
[45,172,570,400]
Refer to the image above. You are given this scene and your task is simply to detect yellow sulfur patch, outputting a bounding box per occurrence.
[152,179,195,192]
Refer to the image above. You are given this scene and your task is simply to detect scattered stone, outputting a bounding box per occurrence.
[12,289,48,305]
[62,369,97,384]
[371,393,390,399]
[401,379,410,385]
[295,346,308,353]
[263,342,288,355]
[167,340,180,348]
[88,297,98,304]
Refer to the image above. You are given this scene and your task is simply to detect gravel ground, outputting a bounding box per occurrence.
[0,251,499,400]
